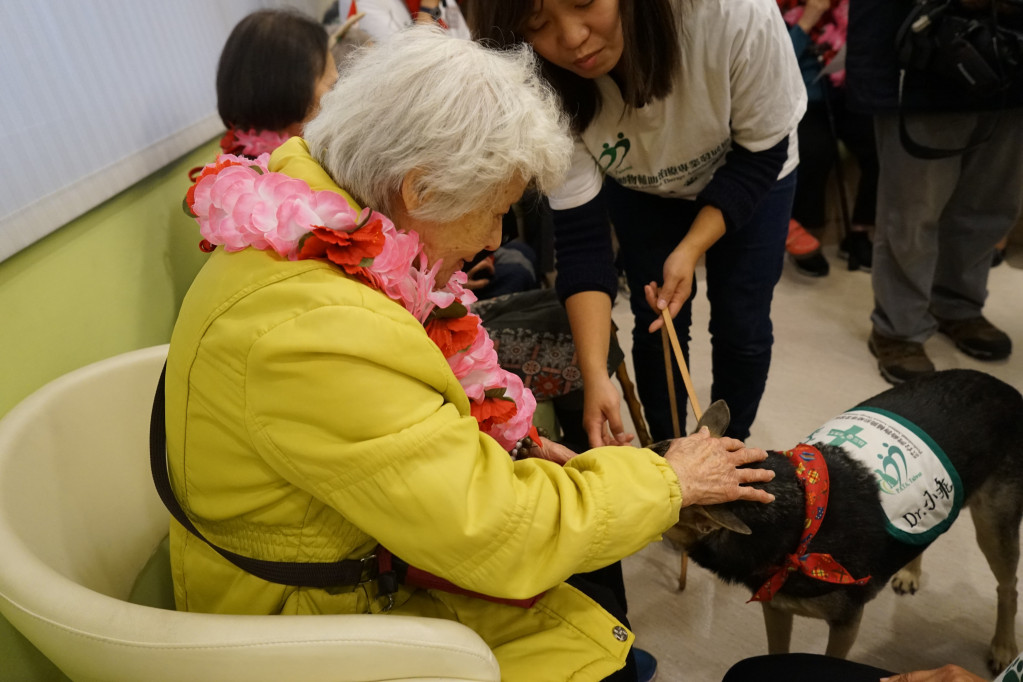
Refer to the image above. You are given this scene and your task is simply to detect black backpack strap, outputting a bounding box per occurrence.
[894,0,1005,159]
[897,69,1000,159]
[149,362,376,588]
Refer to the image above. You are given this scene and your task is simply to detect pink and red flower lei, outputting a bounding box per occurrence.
[186,153,535,452]
[220,128,293,158]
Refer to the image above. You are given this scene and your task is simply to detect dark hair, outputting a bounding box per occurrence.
[467,0,681,134]
[216,9,329,132]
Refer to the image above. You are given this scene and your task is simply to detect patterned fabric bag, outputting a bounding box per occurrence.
[473,289,625,401]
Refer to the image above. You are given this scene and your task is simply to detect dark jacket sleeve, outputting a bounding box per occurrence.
[697,136,789,232]
[550,194,618,303]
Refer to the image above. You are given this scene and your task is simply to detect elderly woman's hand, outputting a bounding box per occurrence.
[663,427,775,506]
[519,437,577,465]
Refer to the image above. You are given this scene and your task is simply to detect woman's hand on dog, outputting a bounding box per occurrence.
[663,427,775,506]
[881,664,987,682]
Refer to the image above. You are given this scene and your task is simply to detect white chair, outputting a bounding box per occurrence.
[0,345,500,682]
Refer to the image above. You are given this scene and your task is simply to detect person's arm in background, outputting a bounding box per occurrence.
[788,0,831,56]
[413,0,442,25]
[552,191,634,449]
[646,137,789,333]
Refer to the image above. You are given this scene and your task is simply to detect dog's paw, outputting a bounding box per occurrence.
[988,640,1020,677]
[890,569,920,595]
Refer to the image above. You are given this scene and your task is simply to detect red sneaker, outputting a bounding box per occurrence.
[786,219,821,256]
[786,220,829,277]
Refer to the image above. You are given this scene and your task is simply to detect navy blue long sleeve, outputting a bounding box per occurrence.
[551,194,618,303]
[698,136,789,232]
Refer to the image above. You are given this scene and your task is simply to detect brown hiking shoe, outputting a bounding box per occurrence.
[868,330,936,385]
[935,315,1012,360]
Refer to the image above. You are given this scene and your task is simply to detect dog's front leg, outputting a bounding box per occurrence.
[824,607,863,659]
[760,602,793,654]
[891,554,923,595]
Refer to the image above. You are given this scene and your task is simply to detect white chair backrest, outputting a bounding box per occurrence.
[0,345,500,682]
[0,345,169,597]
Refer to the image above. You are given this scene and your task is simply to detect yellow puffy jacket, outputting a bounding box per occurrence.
[165,138,683,680]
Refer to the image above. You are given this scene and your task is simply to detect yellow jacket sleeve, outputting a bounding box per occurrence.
[242,277,681,600]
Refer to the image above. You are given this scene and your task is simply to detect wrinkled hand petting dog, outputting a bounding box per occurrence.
[661,427,775,506]
[522,427,776,506]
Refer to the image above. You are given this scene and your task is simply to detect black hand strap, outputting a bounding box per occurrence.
[149,363,374,588]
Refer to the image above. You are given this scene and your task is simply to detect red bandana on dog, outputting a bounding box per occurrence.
[749,444,871,602]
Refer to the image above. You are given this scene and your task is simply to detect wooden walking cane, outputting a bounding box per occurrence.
[660,308,702,591]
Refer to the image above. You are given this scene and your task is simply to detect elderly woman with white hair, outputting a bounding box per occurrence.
[163,27,774,681]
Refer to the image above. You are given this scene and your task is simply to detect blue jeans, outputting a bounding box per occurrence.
[606,173,794,440]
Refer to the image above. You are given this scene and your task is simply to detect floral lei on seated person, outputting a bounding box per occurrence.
[220,127,293,158]
[189,129,293,182]
[185,153,536,453]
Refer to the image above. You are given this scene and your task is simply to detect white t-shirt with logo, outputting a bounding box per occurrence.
[548,0,807,210]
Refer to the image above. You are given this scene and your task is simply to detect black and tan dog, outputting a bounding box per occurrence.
[658,369,1023,674]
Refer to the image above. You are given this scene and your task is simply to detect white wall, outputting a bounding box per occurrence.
[0,0,326,262]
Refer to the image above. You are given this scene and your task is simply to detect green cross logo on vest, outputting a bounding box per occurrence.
[805,407,963,545]
[825,425,867,449]
[598,132,632,172]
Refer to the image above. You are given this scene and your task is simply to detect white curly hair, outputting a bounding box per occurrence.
[304,26,572,222]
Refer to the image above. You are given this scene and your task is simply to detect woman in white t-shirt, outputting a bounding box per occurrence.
[471,0,806,446]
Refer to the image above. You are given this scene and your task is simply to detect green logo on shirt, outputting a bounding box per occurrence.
[598,132,631,172]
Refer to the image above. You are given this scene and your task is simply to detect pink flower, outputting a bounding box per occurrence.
[394,253,442,323]
[448,330,503,401]
[435,270,477,309]
[233,128,292,157]
[487,372,536,450]
[313,192,360,233]
[250,174,318,253]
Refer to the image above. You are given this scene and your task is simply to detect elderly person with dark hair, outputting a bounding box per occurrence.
[165,27,774,681]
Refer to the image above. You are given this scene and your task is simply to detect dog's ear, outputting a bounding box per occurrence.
[675,505,752,537]
[692,400,731,438]
[701,506,752,535]
[666,505,752,550]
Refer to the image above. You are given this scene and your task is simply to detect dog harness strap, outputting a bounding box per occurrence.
[749,444,871,602]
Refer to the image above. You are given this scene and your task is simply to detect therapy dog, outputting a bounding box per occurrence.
[659,369,1023,674]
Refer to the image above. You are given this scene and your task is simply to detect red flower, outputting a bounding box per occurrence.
[426,315,480,356]
[219,129,241,155]
[298,222,386,274]
[471,396,518,429]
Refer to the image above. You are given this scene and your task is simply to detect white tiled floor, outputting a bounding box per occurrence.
[612,243,1023,681]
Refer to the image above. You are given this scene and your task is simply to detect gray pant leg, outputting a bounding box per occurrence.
[930,109,1023,320]
[871,110,1023,341]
